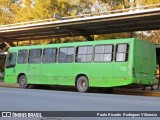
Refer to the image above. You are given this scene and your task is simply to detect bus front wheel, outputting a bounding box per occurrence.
[19,75,29,89]
[76,76,89,92]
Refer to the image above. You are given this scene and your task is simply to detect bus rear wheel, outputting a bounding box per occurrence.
[19,75,29,89]
[76,76,89,92]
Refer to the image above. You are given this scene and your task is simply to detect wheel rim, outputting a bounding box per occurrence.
[79,80,86,89]
[20,77,26,86]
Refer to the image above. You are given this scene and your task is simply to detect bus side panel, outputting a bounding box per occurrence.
[41,63,74,86]
[41,64,56,85]
[74,62,114,87]
[53,63,74,86]
[27,64,42,84]
[92,63,114,87]
[4,68,17,83]
[16,64,28,83]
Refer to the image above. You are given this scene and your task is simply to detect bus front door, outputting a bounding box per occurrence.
[5,52,17,83]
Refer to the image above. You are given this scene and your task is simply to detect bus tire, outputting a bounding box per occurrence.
[19,75,29,89]
[76,76,89,92]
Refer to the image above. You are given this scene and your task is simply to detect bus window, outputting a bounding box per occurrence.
[94,45,113,62]
[17,50,28,64]
[6,52,17,68]
[43,48,57,63]
[28,49,42,63]
[58,47,74,63]
[76,46,93,63]
[115,44,129,62]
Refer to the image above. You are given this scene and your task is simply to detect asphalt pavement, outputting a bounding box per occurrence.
[0,83,160,120]
[0,87,160,120]
[1,86,159,111]
[0,79,160,97]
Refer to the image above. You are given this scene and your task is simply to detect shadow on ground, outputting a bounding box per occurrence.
[28,85,114,94]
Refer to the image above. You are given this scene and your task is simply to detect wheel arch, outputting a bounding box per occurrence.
[75,74,89,86]
[17,73,26,83]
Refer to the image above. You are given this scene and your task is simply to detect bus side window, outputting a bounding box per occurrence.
[28,49,42,63]
[58,47,74,63]
[76,46,93,63]
[115,44,129,62]
[94,44,113,62]
[43,48,57,63]
[6,52,17,68]
[17,50,28,64]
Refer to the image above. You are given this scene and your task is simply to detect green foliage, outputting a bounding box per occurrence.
[141,0,160,5]
[0,0,13,24]
[0,0,77,23]
[0,0,160,45]
[134,31,160,44]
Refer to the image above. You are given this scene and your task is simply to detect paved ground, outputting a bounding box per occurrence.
[114,85,160,97]
[0,87,160,120]
[0,80,160,97]
[1,87,159,111]
[0,81,160,120]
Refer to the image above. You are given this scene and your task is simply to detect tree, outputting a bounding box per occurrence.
[150,30,160,44]
[141,0,160,6]
[1,0,160,45]
[10,0,78,23]
[0,0,13,25]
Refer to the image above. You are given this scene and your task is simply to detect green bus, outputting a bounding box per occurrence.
[4,38,156,92]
